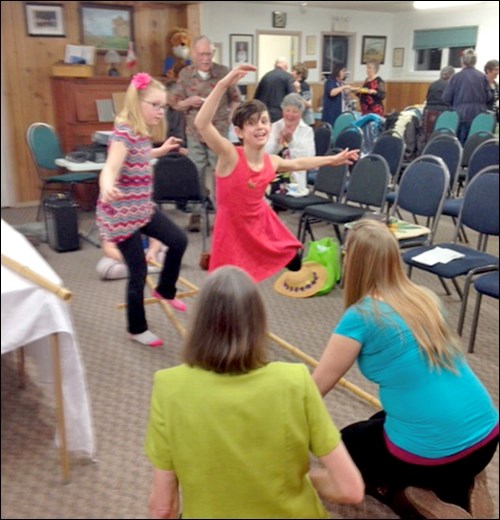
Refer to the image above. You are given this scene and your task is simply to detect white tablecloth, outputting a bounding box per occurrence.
[1,219,95,456]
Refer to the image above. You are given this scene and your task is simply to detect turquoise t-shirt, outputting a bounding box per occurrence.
[145,362,340,519]
[334,298,498,459]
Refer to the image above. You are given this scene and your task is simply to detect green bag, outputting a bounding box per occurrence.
[303,237,342,295]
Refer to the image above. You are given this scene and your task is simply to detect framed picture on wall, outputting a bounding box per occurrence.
[361,35,387,65]
[230,34,253,68]
[393,47,404,67]
[25,3,65,37]
[79,3,134,53]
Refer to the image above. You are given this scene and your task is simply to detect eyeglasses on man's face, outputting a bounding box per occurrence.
[142,100,167,111]
[197,51,214,58]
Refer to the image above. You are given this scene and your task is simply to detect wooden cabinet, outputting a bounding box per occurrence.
[51,76,131,152]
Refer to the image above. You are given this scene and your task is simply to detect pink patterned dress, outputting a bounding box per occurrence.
[209,147,302,282]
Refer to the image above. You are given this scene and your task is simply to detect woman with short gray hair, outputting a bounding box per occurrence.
[443,48,492,143]
[265,93,315,192]
[356,60,386,116]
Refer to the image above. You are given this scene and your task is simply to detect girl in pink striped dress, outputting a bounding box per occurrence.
[97,73,187,348]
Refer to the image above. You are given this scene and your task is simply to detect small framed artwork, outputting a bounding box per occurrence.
[306,35,316,56]
[272,11,287,29]
[79,3,134,53]
[230,34,253,68]
[25,3,65,37]
[212,42,222,64]
[361,35,387,65]
[393,47,404,68]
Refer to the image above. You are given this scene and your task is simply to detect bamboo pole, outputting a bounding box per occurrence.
[120,267,380,410]
[1,254,72,302]
[267,332,381,410]
[145,275,186,337]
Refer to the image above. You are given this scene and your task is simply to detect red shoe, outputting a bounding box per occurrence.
[153,290,187,312]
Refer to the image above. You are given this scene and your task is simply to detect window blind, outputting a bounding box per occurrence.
[413,26,478,50]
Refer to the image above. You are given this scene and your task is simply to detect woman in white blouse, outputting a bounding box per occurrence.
[264,93,316,191]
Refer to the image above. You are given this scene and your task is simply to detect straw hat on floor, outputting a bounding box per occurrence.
[274,262,327,298]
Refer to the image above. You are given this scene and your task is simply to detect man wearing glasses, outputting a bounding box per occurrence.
[174,36,241,231]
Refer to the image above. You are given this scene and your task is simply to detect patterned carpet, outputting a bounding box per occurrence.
[1,205,498,519]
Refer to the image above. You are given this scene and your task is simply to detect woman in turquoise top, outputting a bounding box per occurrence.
[313,219,498,518]
[145,266,363,519]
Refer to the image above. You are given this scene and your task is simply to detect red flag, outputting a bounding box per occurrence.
[126,41,136,68]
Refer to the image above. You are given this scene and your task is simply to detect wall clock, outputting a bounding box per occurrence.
[272,11,287,28]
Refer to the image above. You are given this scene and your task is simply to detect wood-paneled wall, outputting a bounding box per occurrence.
[1,0,199,204]
[3,0,430,205]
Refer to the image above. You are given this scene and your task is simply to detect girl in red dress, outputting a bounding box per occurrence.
[194,65,359,282]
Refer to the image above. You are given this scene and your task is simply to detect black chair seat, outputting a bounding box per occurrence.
[268,192,329,211]
[304,202,366,224]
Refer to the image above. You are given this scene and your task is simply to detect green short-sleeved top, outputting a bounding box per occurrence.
[145,362,340,519]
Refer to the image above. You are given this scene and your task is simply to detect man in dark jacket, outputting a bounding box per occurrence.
[443,48,492,144]
[254,57,295,122]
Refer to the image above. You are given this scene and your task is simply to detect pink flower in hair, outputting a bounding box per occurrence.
[132,72,151,90]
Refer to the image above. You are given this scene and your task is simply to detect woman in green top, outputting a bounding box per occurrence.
[145,266,363,519]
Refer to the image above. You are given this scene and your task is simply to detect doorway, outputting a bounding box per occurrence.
[257,31,301,80]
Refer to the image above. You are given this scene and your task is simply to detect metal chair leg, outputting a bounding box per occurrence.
[451,277,464,300]
[438,276,452,296]
[468,292,482,353]
[457,273,475,335]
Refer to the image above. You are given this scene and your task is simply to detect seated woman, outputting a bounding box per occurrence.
[264,92,315,193]
[96,237,165,280]
[145,266,364,519]
[312,219,498,519]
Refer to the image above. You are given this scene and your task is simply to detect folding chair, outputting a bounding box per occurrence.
[153,153,211,252]
[26,122,98,221]
[464,270,499,353]
[402,168,499,334]
[389,155,450,249]
[299,154,390,244]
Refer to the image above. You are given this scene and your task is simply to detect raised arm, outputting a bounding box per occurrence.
[194,65,256,161]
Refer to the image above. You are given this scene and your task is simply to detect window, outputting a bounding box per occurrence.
[413,26,477,71]
[322,35,349,76]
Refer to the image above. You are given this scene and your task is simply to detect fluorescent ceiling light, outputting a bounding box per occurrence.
[414,1,482,8]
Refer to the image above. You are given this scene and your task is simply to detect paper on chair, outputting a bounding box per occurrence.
[412,247,465,266]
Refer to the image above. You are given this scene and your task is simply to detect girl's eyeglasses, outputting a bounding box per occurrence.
[142,100,167,111]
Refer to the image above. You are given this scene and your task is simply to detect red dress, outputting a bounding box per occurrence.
[209,147,302,282]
